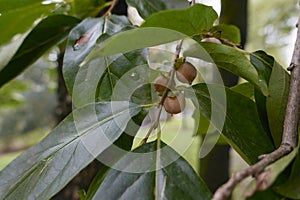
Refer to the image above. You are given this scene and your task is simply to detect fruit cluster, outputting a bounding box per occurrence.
[154,60,197,114]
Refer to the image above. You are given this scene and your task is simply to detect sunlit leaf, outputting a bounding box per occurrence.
[141,4,218,36]
[90,27,187,57]
[209,24,241,44]
[0,14,80,88]
[0,0,67,46]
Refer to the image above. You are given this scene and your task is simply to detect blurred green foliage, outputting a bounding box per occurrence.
[0,55,57,140]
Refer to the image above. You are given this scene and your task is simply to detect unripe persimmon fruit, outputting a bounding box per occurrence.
[163,93,185,114]
[201,37,222,44]
[176,62,197,84]
[154,75,168,93]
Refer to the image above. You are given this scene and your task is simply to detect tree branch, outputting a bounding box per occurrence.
[212,6,300,200]
[103,0,119,16]
[141,40,183,144]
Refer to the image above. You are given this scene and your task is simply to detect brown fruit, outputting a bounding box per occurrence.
[163,93,185,114]
[154,75,168,93]
[201,37,222,44]
[176,62,197,84]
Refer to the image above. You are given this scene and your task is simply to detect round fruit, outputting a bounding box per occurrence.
[176,62,197,84]
[201,37,222,44]
[154,75,169,93]
[163,93,185,114]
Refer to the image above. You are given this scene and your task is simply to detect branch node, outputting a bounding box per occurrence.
[288,63,296,71]
[281,142,295,152]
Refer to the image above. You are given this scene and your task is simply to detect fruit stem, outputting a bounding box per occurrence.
[142,39,184,144]
[103,0,119,16]
[141,104,164,144]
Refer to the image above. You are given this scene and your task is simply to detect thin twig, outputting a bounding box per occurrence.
[212,7,300,200]
[103,0,119,16]
[141,40,184,144]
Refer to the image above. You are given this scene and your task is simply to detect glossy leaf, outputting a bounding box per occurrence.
[141,4,218,36]
[96,49,151,103]
[188,84,275,164]
[85,109,147,200]
[250,51,274,85]
[250,51,274,140]
[0,15,80,88]
[209,24,241,44]
[126,0,166,18]
[92,141,212,200]
[185,43,268,96]
[266,63,290,147]
[90,27,187,57]
[63,15,132,95]
[0,102,142,200]
[0,0,63,46]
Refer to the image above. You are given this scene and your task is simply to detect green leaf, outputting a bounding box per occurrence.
[254,89,272,140]
[85,109,147,200]
[230,82,254,99]
[0,79,29,107]
[0,102,142,200]
[266,63,290,147]
[90,27,187,57]
[246,189,284,200]
[188,84,275,164]
[210,24,241,44]
[96,49,152,103]
[250,51,275,141]
[0,14,80,88]
[78,190,87,200]
[63,15,132,95]
[250,51,274,85]
[71,0,106,18]
[141,4,218,36]
[92,141,212,200]
[185,43,268,96]
[244,147,297,199]
[0,0,65,46]
[276,149,300,199]
[126,0,166,18]
[126,0,189,19]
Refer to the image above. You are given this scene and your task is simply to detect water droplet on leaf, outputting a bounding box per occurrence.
[130,71,139,81]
